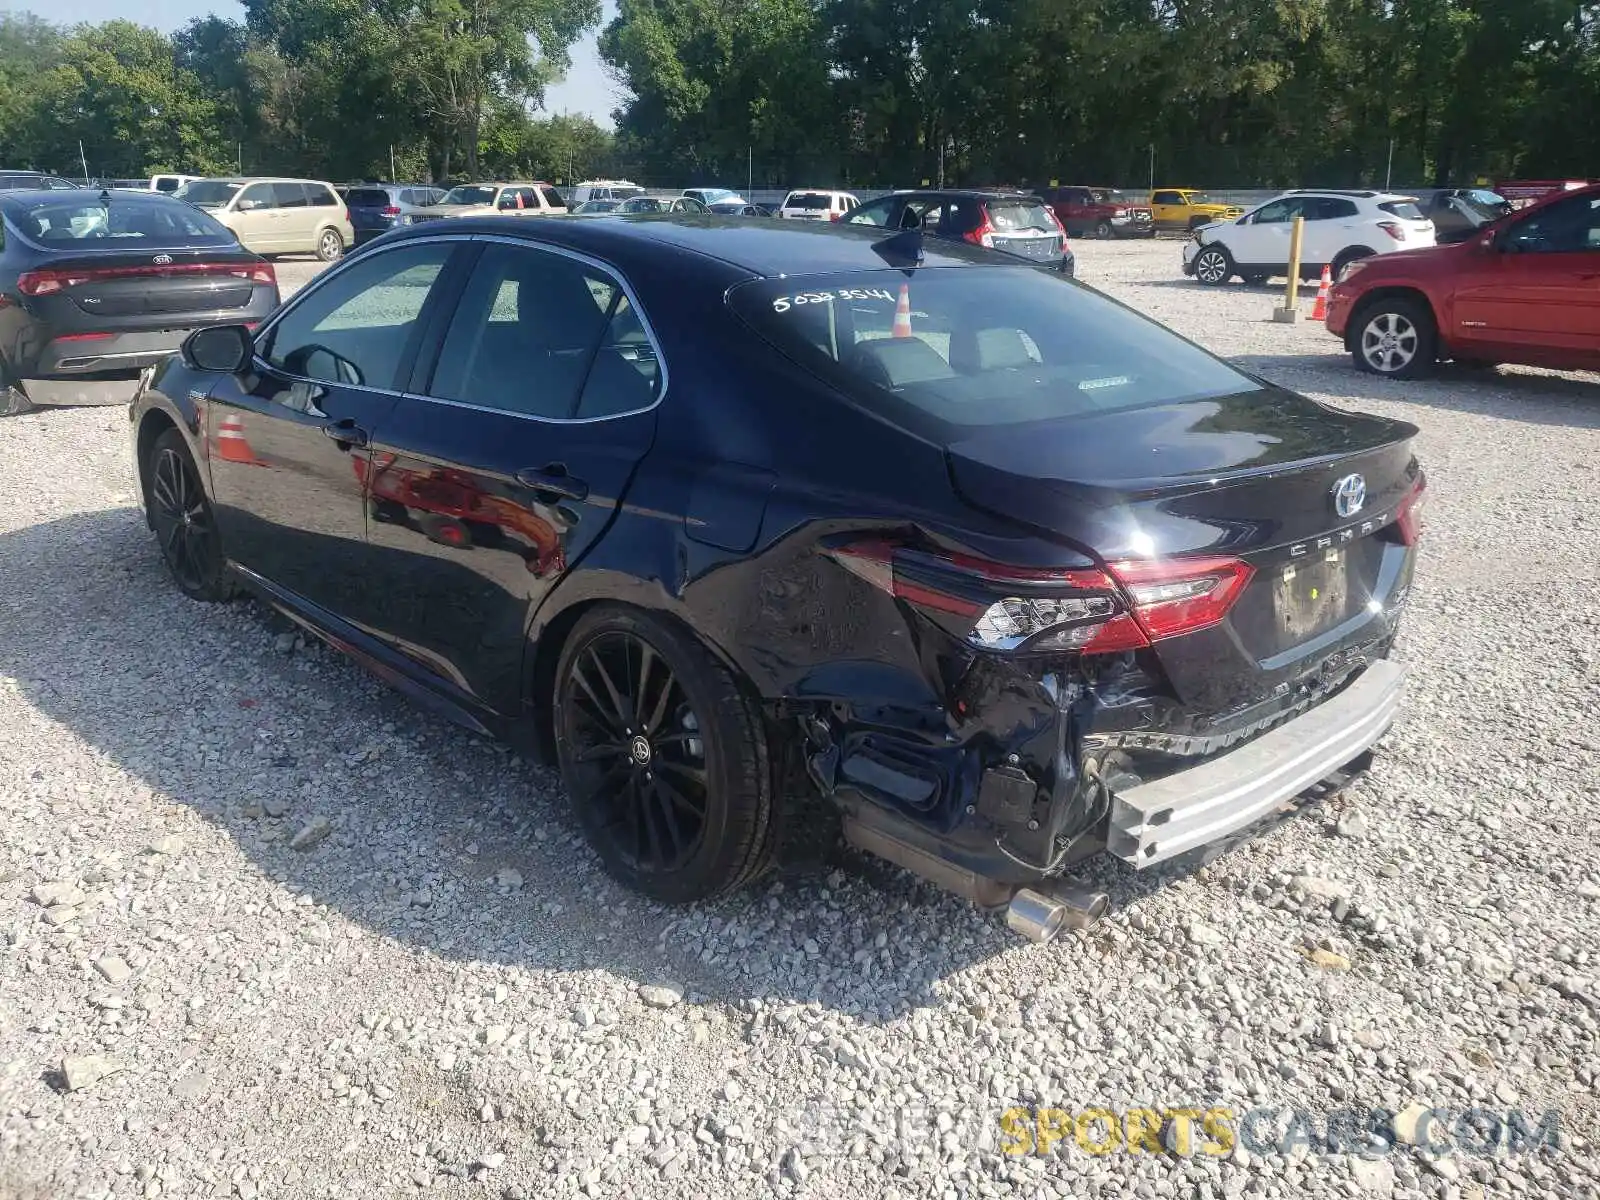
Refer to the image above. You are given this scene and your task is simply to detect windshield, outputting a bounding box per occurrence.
[13,195,238,246]
[1182,192,1213,205]
[345,188,392,208]
[729,267,1258,430]
[442,185,496,205]
[690,188,737,203]
[1090,189,1125,204]
[1465,189,1508,208]
[988,199,1056,232]
[175,180,241,208]
[574,200,619,213]
[619,196,670,213]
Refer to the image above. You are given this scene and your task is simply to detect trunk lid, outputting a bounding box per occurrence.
[946,388,1420,711]
[27,247,266,320]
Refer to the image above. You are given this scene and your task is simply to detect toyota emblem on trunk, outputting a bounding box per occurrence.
[153,254,172,265]
[1332,473,1367,518]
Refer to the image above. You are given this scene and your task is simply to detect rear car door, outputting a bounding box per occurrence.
[1302,197,1359,264]
[228,182,280,252]
[205,240,461,622]
[1454,192,1600,357]
[271,182,315,252]
[360,238,663,711]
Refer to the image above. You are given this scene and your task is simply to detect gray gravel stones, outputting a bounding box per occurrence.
[2,241,1598,1198]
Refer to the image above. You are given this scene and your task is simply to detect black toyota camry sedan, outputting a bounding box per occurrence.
[130,215,1423,940]
[0,189,278,416]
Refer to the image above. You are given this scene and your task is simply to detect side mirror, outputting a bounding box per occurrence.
[182,325,254,374]
[236,198,260,212]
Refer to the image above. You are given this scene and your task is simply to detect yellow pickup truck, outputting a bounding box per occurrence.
[1149,188,1245,231]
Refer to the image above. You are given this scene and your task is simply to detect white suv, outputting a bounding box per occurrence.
[778,189,860,221]
[1183,190,1435,286]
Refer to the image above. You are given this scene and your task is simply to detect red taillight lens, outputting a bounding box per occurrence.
[1106,556,1255,641]
[381,206,402,216]
[829,211,841,221]
[962,214,997,249]
[1377,220,1405,242]
[1395,474,1427,545]
[19,261,275,295]
[53,330,114,342]
[824,541,1254,654]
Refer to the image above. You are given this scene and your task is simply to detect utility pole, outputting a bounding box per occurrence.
[390,144,397,182]
[747,146,752,199]
[1385,138,1395,192]
[78,140,89,184]
[1148,143,1155,192]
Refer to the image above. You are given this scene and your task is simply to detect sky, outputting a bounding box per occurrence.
[8,0,623,126]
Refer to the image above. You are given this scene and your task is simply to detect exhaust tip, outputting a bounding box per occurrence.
[1006,888,1069,943]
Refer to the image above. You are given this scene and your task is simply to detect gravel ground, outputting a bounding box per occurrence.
[3,239,1599,1200]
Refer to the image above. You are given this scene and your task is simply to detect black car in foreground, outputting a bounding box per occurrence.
[842,188,1077,276]
[130,215,1422,940]
[0,189,278,417]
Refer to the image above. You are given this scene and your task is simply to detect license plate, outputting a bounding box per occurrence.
[1274,549,1350,642]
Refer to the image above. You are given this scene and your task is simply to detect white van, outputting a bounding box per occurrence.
[569,179,644,206]
[778,189,860,221]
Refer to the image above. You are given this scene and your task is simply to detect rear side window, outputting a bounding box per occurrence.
[427,245,660,419]
[539,186,565,209]
[309,185,338,207]
[729,268,1258,430]
[1377,200,1425,220]
[11,196,237,247]
[271,182,309,208]
[346,188,391,208]
[263,243,453,390]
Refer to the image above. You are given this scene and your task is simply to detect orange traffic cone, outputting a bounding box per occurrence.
[1310,264,1332,321]
[891,283,913,338]
[213,412,260,465]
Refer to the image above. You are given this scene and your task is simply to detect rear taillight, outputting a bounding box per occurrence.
[823,541,1253,654]
[1395,474,1427,545]
[963,211,997,249]
[381,206,401,217]
[829,211,842,222]
[1377,220,1406,242]
[18,261,275,295]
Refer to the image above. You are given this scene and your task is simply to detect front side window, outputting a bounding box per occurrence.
[730,267,1259,431]
[427,245,660,419]
[842,196,896,227]
[236,182,277,212]
[175,180,240,209]
[1252,198,1301,224]
[1152,191,1182,206]
[1504,194,1600,253]
[262,243,454,390]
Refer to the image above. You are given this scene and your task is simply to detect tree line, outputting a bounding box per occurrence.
[1,1,1596,190]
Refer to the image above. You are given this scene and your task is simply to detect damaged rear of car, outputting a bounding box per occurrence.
[700,261,1422,938]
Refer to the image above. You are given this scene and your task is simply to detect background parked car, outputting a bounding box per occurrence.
[149,174,198,194]
[1184,190,1435,285]
[1329,182,1600,378]
[682,187,745,207]
[777,189,860,221]
[571,199,621,214]
[842,188,1075,275]
[707,201,770,217]
[1041,185,1155,238]
[0,189,277,416]
[615,193,709,214]
[1149,188,1245,231]
[341,183,447,244]
[177,177,354,261]
[1426,188,1513,244]
[569,180,643,206]
[411,182,567,220]
[0,170,78,191]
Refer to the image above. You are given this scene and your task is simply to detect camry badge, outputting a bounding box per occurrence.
[153,254,173,265]
[1332,473,1367,519]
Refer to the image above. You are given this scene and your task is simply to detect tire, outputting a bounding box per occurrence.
[1351,298,1437,379]
[1094,219,1113,239]
[553,605,774,903]
[0,381,33,418]
[315,227,344,262]
[1332,247,1374,280]
[1193,245,1233,286]
[146,427,235,601]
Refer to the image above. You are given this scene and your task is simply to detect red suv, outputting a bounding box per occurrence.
[1328,183,1600,378]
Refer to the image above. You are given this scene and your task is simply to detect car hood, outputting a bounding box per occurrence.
[428,203,495,217]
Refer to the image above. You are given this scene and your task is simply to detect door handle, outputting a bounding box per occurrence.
[515,464,589,502]
[322,420,368,448]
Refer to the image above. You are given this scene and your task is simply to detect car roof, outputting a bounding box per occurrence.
[200,176,337,186]
[890,188,1042,201]
[382,213,1008,277]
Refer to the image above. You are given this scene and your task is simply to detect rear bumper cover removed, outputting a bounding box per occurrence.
[1108,659,1407,868]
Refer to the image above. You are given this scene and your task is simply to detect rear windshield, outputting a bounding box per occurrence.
[729,267,1258,429]
[176,180,240,207]
[11,196,238,247]
[152,177,183,193]
[345,188,392,207]
[619,196,671,212]
[1378,200,1426,220]
[988,200,1055,232]
[787,192,832,210]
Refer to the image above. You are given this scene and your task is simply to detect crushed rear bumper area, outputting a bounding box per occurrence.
[1107,659,1406,868]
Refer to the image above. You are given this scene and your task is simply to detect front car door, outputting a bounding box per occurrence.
[1232,197,1303,269]
[1150,190,1185,229]
[205,240,461,622]
[360,238,663,712]
[1452,191,1600,360]
[840,195,903,230]
[228,182,280,252]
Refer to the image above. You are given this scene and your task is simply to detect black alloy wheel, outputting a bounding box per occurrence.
[148,428,233,601]
[554,607,774,903]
